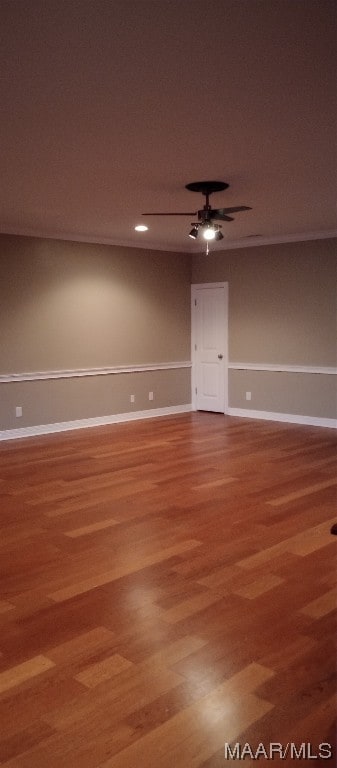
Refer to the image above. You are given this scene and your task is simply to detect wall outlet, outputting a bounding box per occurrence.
[148,391,154,401]
[15,406,23,417]
[245,391,252,401]
[130,394,135,403]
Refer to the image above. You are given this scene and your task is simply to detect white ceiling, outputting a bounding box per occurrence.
[0,0,336,252]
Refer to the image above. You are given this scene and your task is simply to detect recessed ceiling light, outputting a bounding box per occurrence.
[135,224,148,232]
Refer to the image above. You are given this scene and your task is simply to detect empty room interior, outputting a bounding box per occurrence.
[0,1,336,766]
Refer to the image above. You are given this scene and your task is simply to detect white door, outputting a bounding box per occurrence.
[191,283,228,413]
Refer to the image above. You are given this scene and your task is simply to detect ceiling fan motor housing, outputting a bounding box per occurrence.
[198,208,212,222]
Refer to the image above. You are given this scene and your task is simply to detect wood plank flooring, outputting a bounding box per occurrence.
[0,413,336,766]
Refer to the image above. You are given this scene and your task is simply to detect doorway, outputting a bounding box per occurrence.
[191,282,228,413]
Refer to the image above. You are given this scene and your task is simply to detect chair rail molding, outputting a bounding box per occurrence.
[228,363,337,375]
[0,361,192,384]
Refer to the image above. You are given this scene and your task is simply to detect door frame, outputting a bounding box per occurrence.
[191,282,229,414]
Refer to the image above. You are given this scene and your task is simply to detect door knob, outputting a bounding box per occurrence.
[218,354,223,359]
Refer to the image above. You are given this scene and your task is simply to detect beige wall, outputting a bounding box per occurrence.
[0,235,191,431]
[192,238,337,419]
[229,369,336,418]
[1,234,336,433]
[0,235,191,371]
[0,369,191,431]
[193,238,336,366]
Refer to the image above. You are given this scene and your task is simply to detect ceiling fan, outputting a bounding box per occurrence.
[143,181,251,241]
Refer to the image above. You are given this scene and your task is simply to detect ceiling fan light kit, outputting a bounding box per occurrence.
[189,223,224,241]
[143,180,251,248]
[203,224,224,241]
[189,226,199,240]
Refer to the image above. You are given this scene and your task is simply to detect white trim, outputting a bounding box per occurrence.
[0,404,193,441]
[228,363,337,375]
[0,227,188,253]
[227,407,337,429]
[2,362,333,384]
[1,403,335,440]
[0,361,191,384]
[193,229,337,252]
[1,225,336,253]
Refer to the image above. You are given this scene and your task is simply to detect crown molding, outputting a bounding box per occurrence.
[0,226,336,253]
[194,229,337,252]
[0,226,188,253]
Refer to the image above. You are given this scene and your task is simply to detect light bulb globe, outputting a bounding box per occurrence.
[203,227,216,241]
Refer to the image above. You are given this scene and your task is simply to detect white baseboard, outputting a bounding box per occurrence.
[227,407,337,429]
[0,404,192,441]
[1,403,335,441]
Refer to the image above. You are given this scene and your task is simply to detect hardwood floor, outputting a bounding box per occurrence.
[0,413,336,766]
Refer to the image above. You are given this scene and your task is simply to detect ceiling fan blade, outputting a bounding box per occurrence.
[142,211,197,216]
[211,212,234,222]
[214,206,251,215]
